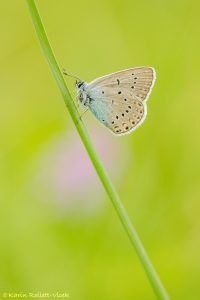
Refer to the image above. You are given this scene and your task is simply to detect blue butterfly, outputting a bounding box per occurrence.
[64,67,156,135]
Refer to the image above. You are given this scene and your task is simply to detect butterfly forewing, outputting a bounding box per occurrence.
[88,67,155,101]
[85,67,156,135]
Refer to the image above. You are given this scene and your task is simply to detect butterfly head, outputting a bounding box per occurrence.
[75,80,88,106]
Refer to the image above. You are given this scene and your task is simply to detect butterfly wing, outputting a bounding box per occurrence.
[85,67,156,135]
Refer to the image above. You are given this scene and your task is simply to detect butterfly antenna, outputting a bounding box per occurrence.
[63,68,82,81]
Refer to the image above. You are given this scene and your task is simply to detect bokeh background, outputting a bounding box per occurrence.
[1,0,200,299]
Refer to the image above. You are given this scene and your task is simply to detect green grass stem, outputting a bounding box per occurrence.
[26,1,170,299]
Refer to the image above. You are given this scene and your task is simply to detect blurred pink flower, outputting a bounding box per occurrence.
[32,125,129,215]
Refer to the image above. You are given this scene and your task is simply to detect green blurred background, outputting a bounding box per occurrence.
[1,0,200,299]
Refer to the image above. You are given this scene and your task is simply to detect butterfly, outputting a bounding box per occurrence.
[64,67,156,136]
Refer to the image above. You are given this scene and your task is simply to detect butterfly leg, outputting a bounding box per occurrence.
[79,108,89,120]
[74,108,89,126]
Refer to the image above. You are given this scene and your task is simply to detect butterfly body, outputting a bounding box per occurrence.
[75,67,156,136]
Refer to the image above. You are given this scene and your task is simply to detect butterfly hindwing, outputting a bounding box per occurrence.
[89,93,146,135]
[85,67,155,135]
